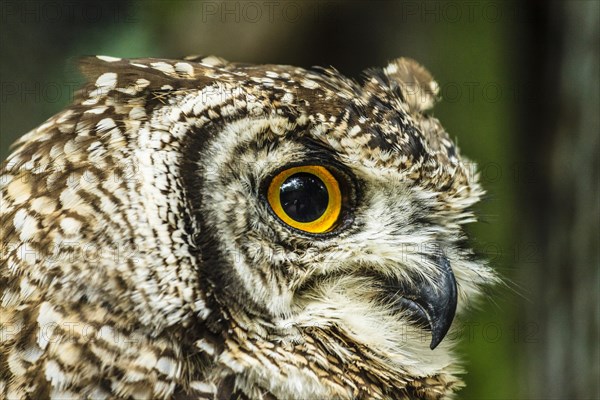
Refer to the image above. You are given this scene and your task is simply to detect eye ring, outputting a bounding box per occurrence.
[267,165,342,234]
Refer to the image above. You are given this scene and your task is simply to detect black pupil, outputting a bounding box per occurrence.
[280,172,329,223]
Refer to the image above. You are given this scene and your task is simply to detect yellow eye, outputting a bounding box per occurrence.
[267,165,342,234]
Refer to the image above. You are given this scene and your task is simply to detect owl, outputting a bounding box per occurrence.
[0,55,498,399]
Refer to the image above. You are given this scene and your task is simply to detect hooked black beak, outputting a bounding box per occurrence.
[388,254,457,350]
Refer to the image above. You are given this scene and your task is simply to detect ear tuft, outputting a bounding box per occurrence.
[384,58,440,113]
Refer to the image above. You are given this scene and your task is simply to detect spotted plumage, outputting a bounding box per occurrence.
[0,55,497,399]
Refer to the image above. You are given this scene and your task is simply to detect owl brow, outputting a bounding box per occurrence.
[296,137,343,164]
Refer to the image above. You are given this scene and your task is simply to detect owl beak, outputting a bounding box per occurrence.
[390,254,457,350]
[417,255,458,350]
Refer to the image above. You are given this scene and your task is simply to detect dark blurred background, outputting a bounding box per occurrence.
[1,1,598,398]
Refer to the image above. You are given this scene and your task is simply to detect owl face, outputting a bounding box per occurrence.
[0,55,497,399]
[198,111,457,347]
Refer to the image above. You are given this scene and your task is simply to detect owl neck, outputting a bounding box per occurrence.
[196,297,460,399]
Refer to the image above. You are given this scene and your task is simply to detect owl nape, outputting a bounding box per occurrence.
[0,55,498,399]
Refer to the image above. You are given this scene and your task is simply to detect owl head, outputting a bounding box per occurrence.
[0,55,498,399]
